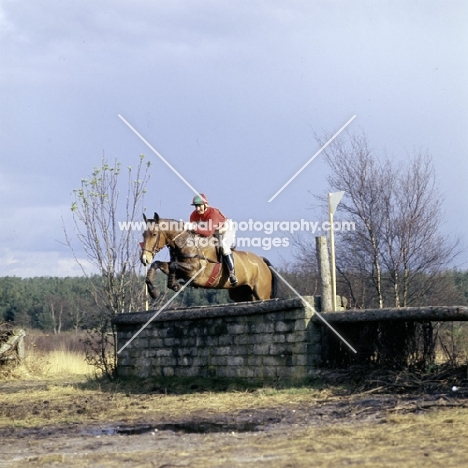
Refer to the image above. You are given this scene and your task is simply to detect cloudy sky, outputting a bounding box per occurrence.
[1,0,467,277]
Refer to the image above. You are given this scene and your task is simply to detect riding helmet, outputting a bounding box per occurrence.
[191,193,208,206]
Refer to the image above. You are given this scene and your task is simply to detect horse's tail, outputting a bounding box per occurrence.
[261,257,277,299]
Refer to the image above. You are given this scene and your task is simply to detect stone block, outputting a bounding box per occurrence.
[163,338,177,347]
[263,366,278,379]
[159,356,177,367]
[270,334,286,344]
[216,366,234,378]
[246,355,263,366]
[149,338,164,348]
[285,331,307,343]
[294,319,309,331]
[292,354,308,366]
[198,348,210,357]
[210,355,228,366]
[208,322,229,336]
[268,343,288,355]
[196,336,207,347]
[227,356,244,366]
[218,335,234,346]
[213,346,232,356]
[227,323,246,334]
[178,347,196,357]
[251,322,275,334]
[233,334,253,345]
[291,342,308,354]
[175,366,201,377]
[223,345,241,356]
[275,321,294,333]
[234,367,255,379]
[206,336,219,346]
[253,343,270,355]
[250,334,273,344]
[262,355,284,367]
[191,357,208,367]
[177,356,193,366]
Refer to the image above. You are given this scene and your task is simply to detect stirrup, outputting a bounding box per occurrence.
[229,274,238,286]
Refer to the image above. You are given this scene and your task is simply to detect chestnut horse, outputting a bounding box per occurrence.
[140,213,277,302]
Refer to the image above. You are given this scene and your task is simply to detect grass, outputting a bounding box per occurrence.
[41,347,95,376]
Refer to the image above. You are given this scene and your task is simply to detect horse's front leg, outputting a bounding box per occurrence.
[166,260,201,290]
[166,261,182,292]
[149,260,183,292]
[145,261,167,299]
[146,260,180,298]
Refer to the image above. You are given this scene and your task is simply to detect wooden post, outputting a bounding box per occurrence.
[145,265,149,312]
[316,236,332,312]
[328,195,337,311]
[328,191,344,311]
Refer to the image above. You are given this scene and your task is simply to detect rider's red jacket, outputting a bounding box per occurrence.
[189,207,227,237]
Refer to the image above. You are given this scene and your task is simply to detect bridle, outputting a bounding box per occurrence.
[141,227,162,258]
[141,224,187,258]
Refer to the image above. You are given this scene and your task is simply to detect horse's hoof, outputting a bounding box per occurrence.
[149,289,159,300]
[147,286,159,300]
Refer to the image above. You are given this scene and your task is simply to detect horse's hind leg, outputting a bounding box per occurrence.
[252,271,274,300]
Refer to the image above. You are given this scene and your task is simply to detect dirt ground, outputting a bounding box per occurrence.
[1,375,468,468]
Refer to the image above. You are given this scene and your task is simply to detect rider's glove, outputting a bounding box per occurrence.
[184,222,197,231]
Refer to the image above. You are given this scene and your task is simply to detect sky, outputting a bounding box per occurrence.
[1,0,467,277]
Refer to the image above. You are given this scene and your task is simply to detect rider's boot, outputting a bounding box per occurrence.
[223,253,238,286]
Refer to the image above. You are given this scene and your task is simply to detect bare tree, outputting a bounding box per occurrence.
[45,295,64,334]
[322,134,393,308]
[296,133,460,309]
[64,154,151,377]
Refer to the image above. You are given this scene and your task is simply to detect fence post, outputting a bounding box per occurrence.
[316,236,332,312]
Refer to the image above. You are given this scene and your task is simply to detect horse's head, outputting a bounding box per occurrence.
[140,212,166,266]
[140,212,185,265]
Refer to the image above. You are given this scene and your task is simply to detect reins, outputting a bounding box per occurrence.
[172,231,219,264]
[143,221,219,265]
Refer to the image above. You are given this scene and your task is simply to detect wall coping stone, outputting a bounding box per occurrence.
[114,297,317,326]
[315,305,468,323]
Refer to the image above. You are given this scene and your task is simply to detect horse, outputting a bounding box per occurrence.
[140,213,277,302]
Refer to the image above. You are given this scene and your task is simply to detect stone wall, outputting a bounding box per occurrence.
[114,297,322,381]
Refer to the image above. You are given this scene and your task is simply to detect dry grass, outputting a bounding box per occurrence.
[0,340,95,381]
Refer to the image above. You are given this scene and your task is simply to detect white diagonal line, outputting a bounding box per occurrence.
[270,266,357,354]
[117,266,206,354]
[268,115,356,202]
[118,114,199,196]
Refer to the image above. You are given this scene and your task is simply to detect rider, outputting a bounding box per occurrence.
[187,193,238,286]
